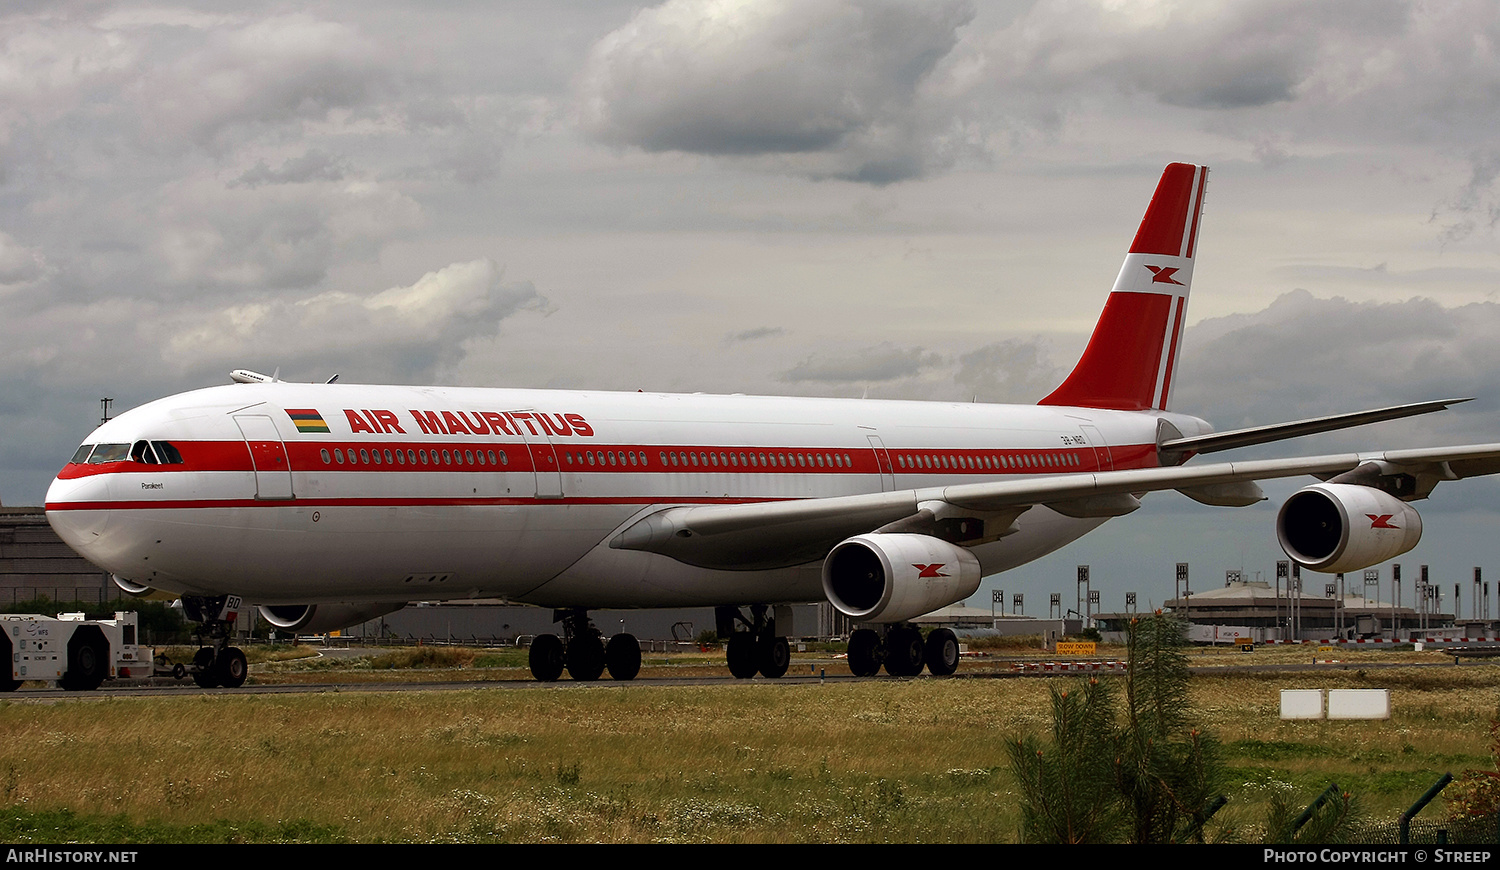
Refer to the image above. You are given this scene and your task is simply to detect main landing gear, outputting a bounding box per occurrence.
[718,605,791,679]
[846,625,960,678]
[180,595,250,689]
[528,607,640,682]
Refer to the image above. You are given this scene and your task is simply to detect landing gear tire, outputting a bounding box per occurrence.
[605,633,641,681]
[60,629,109,691]
[757,635,790,678]
[191,647,219,689]
[884,627,925,677]
[218,647,248,688]
[924,628,960,676]
[726,634,758,679]
[566,632,605,682]
[529,634,565,682]
[847,628,882,677]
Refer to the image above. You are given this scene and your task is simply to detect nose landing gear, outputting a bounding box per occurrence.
[181,595,250,689]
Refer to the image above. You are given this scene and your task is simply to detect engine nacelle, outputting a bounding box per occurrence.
[822,533,981,624]
[258,602,407,634]
[1276,483,1423,574]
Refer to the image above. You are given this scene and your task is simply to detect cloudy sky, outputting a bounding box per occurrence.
[4,0,1500,611]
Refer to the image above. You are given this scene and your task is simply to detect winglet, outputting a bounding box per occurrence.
[1040,163,1207,411]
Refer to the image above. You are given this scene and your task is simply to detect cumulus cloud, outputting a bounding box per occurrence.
[781,343,943,383]
[577,0,975,183]
[142,14,391,151]
[0,232,45,286]
[1174,290,1500,449]
[725,326,785,344]
[954,338,1060,403]
[155,258,548,379]
[1431,152,1500,247]
[232,150,348,187]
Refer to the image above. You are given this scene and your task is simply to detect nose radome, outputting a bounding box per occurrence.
[45,475,111,555]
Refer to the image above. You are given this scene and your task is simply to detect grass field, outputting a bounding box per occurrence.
[0,646,1494,843]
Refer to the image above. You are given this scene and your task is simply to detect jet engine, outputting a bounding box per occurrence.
[1276,483,1422,574]
[258,602,408,634]
[822,533,981,624]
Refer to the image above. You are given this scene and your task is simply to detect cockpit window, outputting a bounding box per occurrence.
[78,441,185,465]
[87,444,130,464]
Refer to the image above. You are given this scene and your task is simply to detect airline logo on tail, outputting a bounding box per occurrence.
[1039,163,1207,413]
[1144,265,1184,285]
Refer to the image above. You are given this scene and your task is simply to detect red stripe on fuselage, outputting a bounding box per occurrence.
[58,440,1158,477]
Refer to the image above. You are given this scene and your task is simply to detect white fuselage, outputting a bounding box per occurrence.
[44,383,1205,608]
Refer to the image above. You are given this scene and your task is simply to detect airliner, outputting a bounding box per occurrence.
[43,163,1500,688]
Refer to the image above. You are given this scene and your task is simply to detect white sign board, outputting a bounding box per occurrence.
[1328,689,1390,720]
[1279,689,1324,720]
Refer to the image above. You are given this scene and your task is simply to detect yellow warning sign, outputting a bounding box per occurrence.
[1056,641,1096,656]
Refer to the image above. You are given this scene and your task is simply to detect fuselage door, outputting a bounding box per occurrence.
[1078,424,1113,472]
[866,434,895,492]
[507,411,563,499]
[530,441,563,499]
[234,415,294,500]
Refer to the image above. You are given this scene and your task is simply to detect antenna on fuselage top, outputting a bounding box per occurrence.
[326,374,340,384]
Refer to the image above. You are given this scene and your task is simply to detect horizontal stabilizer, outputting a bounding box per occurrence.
[1160,398,1471,455]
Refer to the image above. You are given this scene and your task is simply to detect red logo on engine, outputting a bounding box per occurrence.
[1367,514,1399,529]
[913,563,948,578]
[1145,265,1184,285]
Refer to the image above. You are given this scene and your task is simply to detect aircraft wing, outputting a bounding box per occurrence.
[610,443,1500,570]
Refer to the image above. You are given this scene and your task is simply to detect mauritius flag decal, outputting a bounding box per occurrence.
[285,409,330,434]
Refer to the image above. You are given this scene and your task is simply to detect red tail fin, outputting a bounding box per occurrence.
[1039,163,1207,411]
